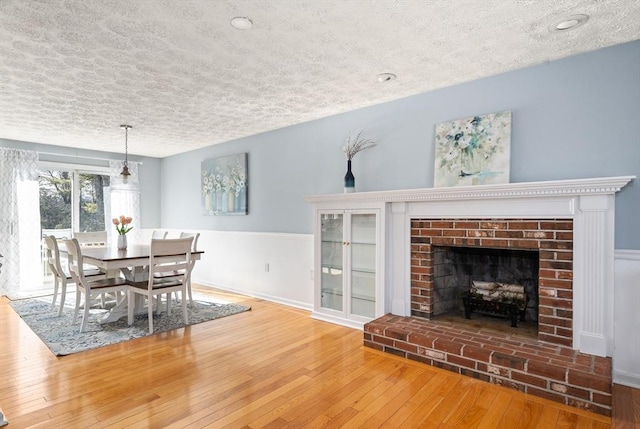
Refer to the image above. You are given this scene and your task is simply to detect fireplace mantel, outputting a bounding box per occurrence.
[307,176,635,358]
[305,176,635,204]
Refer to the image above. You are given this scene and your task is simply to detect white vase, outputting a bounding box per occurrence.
[117,234,127,250]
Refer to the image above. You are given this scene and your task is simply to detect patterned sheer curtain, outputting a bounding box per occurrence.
[0,148,41,297]
[108,160,141,245]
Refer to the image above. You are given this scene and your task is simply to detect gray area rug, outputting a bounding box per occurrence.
[9,295,251,356]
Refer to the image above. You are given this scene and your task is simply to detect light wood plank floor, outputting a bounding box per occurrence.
[0,286,636,428]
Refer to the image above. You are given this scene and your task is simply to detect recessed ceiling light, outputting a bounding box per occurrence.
[230,17,253,30]
[376,73,396,83]
[550,14,588,32]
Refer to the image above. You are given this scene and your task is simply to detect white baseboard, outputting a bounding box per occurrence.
[613,369,640,389]
[195,278,313,312]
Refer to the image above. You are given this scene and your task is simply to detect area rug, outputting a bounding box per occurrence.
[9,295,251,356]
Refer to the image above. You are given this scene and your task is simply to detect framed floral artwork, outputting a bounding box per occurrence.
[434,110,511,187]
[201,153,248,215]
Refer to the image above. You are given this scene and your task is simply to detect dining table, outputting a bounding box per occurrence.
[72,243,203,323]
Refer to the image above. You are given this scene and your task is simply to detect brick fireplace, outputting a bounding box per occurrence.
[410,218,573,346]
[365,217,616,415]
[308,176,633,416]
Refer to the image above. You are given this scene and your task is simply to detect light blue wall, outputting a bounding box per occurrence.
[161,40,640,249]
[0,138,163,229]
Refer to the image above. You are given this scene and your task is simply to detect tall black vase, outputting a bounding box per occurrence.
[344,159,355,193]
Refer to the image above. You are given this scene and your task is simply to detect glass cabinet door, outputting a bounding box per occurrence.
[320,213,344,311]
[349,213,376,318]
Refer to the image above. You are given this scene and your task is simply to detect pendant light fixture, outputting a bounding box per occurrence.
[120,124,132,184]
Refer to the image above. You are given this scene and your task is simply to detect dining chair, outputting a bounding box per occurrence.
[128,237,194,334]
[66,238,129,332]
[73,231,116,306]
[44,235,106,316]
[152,230,168,239]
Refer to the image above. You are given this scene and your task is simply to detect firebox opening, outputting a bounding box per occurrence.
[432,246,539,335]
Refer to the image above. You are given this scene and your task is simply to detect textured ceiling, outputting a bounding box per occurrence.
[1,0,639,158]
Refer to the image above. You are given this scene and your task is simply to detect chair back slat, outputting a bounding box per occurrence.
[64,238,85,282]
[74,231,107,246]
[43,235,66,278]
[179,232,200,252]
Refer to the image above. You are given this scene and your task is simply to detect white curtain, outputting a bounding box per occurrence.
[108,160,141,245]
[0,148,41,297]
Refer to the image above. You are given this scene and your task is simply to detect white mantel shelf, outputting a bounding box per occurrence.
[305,176,635,204]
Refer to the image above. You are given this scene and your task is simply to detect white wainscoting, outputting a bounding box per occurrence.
[160,229,314,311]
[613,249,640,388]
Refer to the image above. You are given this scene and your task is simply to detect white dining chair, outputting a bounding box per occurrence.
[44,235,106,316]
[128,237,194,334]
[152,230,168,239]
[66,238,129,332]
[73,230,113,306]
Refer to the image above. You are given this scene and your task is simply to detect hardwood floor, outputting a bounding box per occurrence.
[0,286,636,428]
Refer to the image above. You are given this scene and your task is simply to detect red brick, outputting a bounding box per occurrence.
[481,239,509,248]
[431,221,454,228]
[527,386,566,405]
[509,239,540,249]
[557,290,572,299]
[395,341,418,354]
[540,241,573,250]
[538,333,572,347]
[539,297,572,309]
[523,231,554,240]
[454,221,480,229]
[567,370,612,393]
[511,371,548,388]
[593,357,612,376]
[592,392,612,407]
[527,360,567,381]
[434,339,462,355]
[462,345,492,361]
[480,221,508,229]
[492,352,527,370]
[540,221,573,230]
[509,221,540,230]
[455,238,482,246]
[385,327,408,341]
[556,232,574,240]
[567,399,611,416]
[469,230,494,238]
[371,335,394,347]
[539,260,573,270]
[539,278,572,289]
[443,229,466,237]
[447,354,476,369]
[421,228,443,237]
[407,333,436,348]
[539,315,572,327]
[539,268,559,279]
[557,270,573,279]
[495,230,525,239]
[430,237,455,245]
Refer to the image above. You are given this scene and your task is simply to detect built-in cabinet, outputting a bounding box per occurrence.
[309,202,385,329]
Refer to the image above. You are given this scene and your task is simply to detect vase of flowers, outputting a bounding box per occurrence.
[342,131,377,193]
[113,215,133,249]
